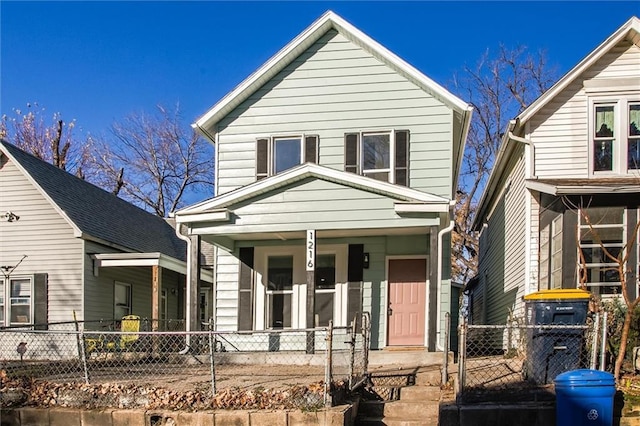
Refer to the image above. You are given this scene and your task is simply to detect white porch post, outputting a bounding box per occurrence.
[306,230,316,354]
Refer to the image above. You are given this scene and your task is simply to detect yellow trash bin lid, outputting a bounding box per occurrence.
[524,288,591,301]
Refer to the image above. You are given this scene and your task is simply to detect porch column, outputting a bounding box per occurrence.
[188,235,202,332]
[151,265,162,331]
[306,230,316,354]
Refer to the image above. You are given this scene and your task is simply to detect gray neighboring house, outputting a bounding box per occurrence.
[175,11,472,351]
[471,17,640,325]
[0,140,212,329]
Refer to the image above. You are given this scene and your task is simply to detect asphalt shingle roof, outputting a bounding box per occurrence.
[1,140,186,261]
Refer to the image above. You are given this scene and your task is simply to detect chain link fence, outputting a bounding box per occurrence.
[0,313,370,410]
[457,316,601,402]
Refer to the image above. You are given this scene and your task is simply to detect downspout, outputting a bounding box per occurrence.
[174,220,193,353]
[436,200,456,351]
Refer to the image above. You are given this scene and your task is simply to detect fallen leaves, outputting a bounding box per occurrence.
[0,369,335,411]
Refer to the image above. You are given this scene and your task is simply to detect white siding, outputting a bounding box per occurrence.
[216,30,454,198]
[476,148,528,324]
[0,155,83,323]
[530,40,640,178]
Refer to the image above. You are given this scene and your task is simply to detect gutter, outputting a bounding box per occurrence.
[436,199,456,351]
[173,221,193,353]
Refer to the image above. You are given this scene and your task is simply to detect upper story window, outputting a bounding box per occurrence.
[345,130,409,186]
[591,97,640,174]
[256,135,319,180]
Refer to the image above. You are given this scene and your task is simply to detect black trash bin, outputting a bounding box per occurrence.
[524,289,591,384]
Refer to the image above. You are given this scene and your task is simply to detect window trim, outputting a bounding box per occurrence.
[588,94,640,175]
[0,275,34,327]
[344,129,409,185]
[114,281,132,319]
[577,207,626,297]
[255,134,319,180]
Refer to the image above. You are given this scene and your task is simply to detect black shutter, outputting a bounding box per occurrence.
[394,130,409,186]
[305,135,319,163]
[238,247,254,331]
[348,244,364,282]
[345,133,359,174]
[347,244,364,327]
[33,273,48,330]
[256,139,269,180]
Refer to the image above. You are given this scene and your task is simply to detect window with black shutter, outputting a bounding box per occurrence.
[344,130,409,185]
[255,135,319,180]
[238,247,255,331]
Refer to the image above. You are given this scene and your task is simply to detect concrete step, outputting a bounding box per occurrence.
[399,385,441,402]
[415,369,443,386]
[359,400,439,419]
[356,416,438,425]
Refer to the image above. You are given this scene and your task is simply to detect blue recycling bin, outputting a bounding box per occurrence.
[555,369,615,426]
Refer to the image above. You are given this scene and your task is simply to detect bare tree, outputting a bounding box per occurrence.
[567,197,640,380]
[451,46,557,282]
[1,103,90,178]
[90,105,215,217]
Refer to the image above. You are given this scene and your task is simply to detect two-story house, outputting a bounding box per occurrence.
[174,11,472,350]
[471,17,640,324]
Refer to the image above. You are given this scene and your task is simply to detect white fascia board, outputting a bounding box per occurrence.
[193,11,471,132]
[524,180,559,196]
[394,203,450,214]
[472,121,517,231]
[91,252,214,280]
[175,210,229,224]
[177,163,449,215]
[518,17,640,124]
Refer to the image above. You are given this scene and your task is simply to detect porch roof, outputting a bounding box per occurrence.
[174,163,450,250]
[526,177,640,195]
[91,252,213,283]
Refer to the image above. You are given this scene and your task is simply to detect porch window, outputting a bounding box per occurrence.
[256,135,319,180]
[578,207,625,296]
[315,254,336,327]
[344,130,409,185]
[267,256,293,328]
[550,215,563,289]
[114,282,132,319]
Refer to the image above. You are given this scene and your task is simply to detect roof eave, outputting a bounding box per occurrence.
[193,11,470,132]
[518,16,640,124]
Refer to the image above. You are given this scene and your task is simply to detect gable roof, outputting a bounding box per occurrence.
[516,16,640,125]
[176,162,451,220]
[0,140,186,261]
[473,16,640,230]
[193,10,472,134]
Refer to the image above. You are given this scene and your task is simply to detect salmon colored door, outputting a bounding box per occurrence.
[388,259,427,346]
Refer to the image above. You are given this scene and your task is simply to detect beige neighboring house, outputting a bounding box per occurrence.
[174,11,472,351]
[471,17,640,325]
[0,140,212,329]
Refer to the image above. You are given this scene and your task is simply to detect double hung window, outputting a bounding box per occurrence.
[345,130,409,185]
[266,256,293,329]
[0,277,32,326]
[114,282,132,319]
[591,97,640,174]
[315,254,336,327]
[256,135,319,180]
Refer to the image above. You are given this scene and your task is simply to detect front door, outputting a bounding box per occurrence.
[388,258,427,346]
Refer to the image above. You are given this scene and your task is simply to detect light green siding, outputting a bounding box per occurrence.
[216,29,454,198]
[195,178,440,237]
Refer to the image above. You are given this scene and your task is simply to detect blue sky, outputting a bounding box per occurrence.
[2,1,639,139]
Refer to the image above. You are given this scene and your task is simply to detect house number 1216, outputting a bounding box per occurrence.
[306,230,315,271]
